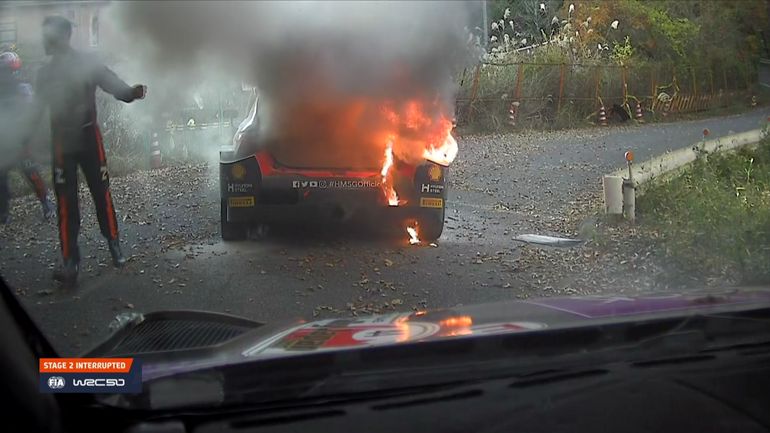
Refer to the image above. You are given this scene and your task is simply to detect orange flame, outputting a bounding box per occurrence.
[423,128,458,167]
[381,140,400,206]
[381,100,458,167]
[406,226,420,245]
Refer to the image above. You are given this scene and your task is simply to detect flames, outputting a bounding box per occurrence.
[378,100,457,208]
[268,94,457,244]
[423,129,458,167]
[381,139,400,206]
[406,226,420,245]
[380,100,458,167]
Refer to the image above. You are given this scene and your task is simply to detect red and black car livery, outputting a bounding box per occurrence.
[219,92,448,241]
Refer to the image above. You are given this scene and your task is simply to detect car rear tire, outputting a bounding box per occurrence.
[418,209,445,242]
[221,200,247,241]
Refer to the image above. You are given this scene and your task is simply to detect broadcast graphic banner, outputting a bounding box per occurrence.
[39,358,142,393]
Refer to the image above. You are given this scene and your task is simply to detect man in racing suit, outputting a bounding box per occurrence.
[34,16,146,285]
[0,51,55,224]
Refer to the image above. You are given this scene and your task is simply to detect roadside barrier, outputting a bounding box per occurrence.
[150,132,162,169]
[598,105,608,126]
[508,101,519,126]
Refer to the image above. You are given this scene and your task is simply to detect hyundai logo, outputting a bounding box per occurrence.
[47,376,66,389]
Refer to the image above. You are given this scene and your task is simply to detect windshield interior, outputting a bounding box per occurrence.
[1,0,769,427]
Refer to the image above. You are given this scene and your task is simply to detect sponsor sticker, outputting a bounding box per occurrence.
[231,164,246,180]
[227,183,253,193]
[242,315,440,356]
[428,165,443,181]
[241,315,547,358]
[419,197,443,208]
[420,183,444,194]
[39,358,142,394]
[228,196,255,207]
[292,179,380,189]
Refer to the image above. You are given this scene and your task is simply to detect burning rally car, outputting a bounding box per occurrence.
[219,89,458,242]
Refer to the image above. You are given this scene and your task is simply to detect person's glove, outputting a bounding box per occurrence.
[132,85,147,100]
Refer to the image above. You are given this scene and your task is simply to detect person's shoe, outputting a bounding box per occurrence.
[108,239,126,268]
[53,259,79,288]
[41,198,56,221]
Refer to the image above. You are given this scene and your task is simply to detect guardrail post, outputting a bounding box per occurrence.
[622,151,636,222]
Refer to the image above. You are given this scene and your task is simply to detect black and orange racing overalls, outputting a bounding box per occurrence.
[35,48,139,262]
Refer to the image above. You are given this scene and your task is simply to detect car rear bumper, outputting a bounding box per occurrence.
[226,200,442,225]
[220,152,447,226]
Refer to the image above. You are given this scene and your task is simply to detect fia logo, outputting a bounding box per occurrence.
[47,376,65,389]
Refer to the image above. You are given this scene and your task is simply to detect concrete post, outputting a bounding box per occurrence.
[603,175,623,215]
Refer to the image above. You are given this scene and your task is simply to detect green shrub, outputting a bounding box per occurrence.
[638,136,770,284]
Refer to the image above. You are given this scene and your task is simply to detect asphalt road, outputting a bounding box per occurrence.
[1,107,768,355]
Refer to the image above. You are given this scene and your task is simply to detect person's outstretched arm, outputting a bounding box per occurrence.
[95,63,146,103]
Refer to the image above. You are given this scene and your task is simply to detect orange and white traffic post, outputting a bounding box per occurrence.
[634,101,644,122]
[150,132,162,169]
[598,105,608,126]
[508,101,520,126]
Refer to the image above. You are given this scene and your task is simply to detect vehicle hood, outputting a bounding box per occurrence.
[85,287,770,382]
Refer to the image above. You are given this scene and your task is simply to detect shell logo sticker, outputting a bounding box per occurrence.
[231,164,246,180]
[428,165,442,182]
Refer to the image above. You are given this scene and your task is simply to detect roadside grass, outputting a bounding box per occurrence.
[637,134,770,285]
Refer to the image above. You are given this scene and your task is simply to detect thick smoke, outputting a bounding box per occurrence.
[105,1,476,167]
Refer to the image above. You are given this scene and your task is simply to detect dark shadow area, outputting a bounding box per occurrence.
[243,220,421,249]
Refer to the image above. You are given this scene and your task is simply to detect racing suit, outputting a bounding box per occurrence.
[0,80,52,222]
[35,47,141,262]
